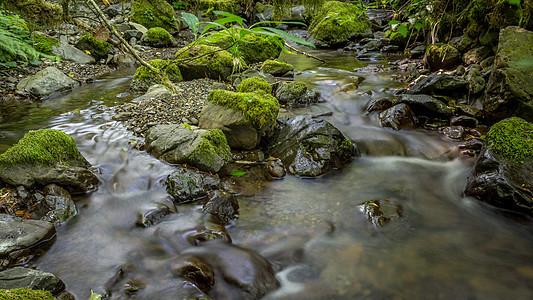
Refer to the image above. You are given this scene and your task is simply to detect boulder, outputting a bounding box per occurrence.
[75,34,113,61]
[16,67,78,97]
[398,94,453,118]
[260,59,294,76]
[130,59,182,93]
[0,267,65,295]
[0,129,98,193]
[267,115,358,177]
[465,64,486,95]
[407,74,467,96]
[170,255,215,291]
[463,46,492,65]
[130,0,179,33]
[51,42,95,64]
[308,1,372,48]
[202,190,239,225]
[142,27,174,48]
[275,81,320,107]
[145,125,231,173]
[424,43,461,71]
[484,26,533,122]
[379,103,417,130]
[464,117,533,216]
[230,69,276,88]
[166,168,221,204]
[0,214,55,258]
[42,184,77,224]
[236,77,272,94]
[199,90,280,149]
[176,45,247,81]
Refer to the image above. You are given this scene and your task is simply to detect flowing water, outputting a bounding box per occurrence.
[2,49,533,299]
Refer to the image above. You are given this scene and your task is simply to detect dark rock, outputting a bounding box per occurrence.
[398,94,453,118]
[424,43,461,71]
[183,223,232,245]
[267,115,358,177]
[136,204,171,227]
[0,267,65,295]
[479,29,500,52]
[0,214,55,260]
[454,65,466,76]
[363,39,383,51]
[43,184,77,224]
[442,126,465,139]
[382,45,400,52]
[275,81,320,107]
[356,51,386,61]
[265,158,286,179]
[202,190,239,225]
[166,168,221,204]
[357,199,403,228]
[451,115,478,128]
[463,46,492,65]
[409,45,426,58]
[454,104,483,118]
[465,64,486,95]
[480,56,495,69]
[171,255,215,291]
[407,74,467,96]
[366,97,394,113]
[379,103,417,130]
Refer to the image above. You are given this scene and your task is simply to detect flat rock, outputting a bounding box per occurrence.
[0,267,65,295]
[52,42,96,64]
[16,67,78,97]
[0,214,55,257]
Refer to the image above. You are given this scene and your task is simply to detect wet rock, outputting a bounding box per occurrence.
[424,43,461,71]
[265,158,286,179]
[398,94,453,118]
[166,168,221,204]
[0,214,55,260]
[16,67,78,97]
[181,243,278,299]
[43,184,77,224]
[0,129,98,194]
[357,199,403,228]
[407,74,467,96]
[136,204,171,227]
[356,51,386,61]
[465,64,486,95]
[275,81,320,107]
[442,126,465,139]
[451,115,478,128]
[183,223,232,245]
[145,125,231,173]
[261,59,294,77]
[366,97,394,113]
[267,115,358,177]
[454,104,482,119]
[463,46,492,65]
[202,190,239,225]
[464,117,533,216]
[484,26,533,122]
[52,42,96,64]
[170,255,215,291]
[0,267,65,295]
[379,103,417,130]
[363,39,382,51]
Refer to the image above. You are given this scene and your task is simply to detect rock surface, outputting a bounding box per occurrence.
[0,267,65,295]
[52,42,96,64]
[407,74,467,96]
[379,103,417,130]
[268,115,358,177]
[16,67,78,97]
[0,214,55,258]
[398,94,453,118]
[177,45,247,81]
[166,168,221,204]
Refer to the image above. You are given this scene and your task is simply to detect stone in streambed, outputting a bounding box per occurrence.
[0,267,66,295]
[0,214,55,259]
[42,184,77,224]
[379,103,417,130]
[17,67,78,97]
[166,168,221,204]
[171,255,215,291]
[398,94,453,118]
[407,74,467,97]
[275,81,320,108]
[424,43,461,71]
[202,190,239,225]
[176,45,247,81]
[130,59,182,93]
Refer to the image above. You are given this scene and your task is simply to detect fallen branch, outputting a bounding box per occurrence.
[284,42,325,63]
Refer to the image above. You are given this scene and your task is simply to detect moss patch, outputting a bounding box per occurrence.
[0,129,84,167]
[261,59,294,76]
[285,81,307,95]
[236,77,272,94]
[145,27,173,47]
[176,44,247,80]
[32,34,58,55]
[75,34,112,60]
[207,90,280,130]
[3,0,62,26]
[486,117,533,163]
[0,288,54,300]
[195,0,239,12]
[309,1,371,46]
[130,0,178,33]
[132,59,182,92]
[191,129,231,161]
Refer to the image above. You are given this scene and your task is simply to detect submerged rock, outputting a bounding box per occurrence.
[171,255,215,291]
[202,190,239,225]
[357,199,403,228]
[268,115,358,177]
[145,125,231,173]
[16,67,78,97]
[166,168,221,204]
[0,129,98,193]
[0,214,55,260]
[464,117,533,216]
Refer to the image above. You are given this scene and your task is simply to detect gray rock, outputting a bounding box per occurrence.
[16,67,78,97]
[145,124,231,173]
[366,97,394,113]
[52,42,96,64]
[128,22,148,35]
[0,214,55,258]
[379,103,417,130]
[117,23,131,33]
[463,46,492,65]
[111,53,135,67]
[275,81,320,107]
[407,74,467,96]
[442,126,465,139]
[136,204,171,227]
[203,189,239,225]
[398,94,453,118]
[166,168,221,204]
[267,115,358,177]
[465,64,486,95]
[125,29,143,40]
[284,5,307,22]
[0,267,65,295]
[363,39,383,51]
[43,184,77,224]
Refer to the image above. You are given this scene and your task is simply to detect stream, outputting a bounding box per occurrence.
[2,48,533,299]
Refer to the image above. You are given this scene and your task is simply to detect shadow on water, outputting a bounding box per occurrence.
[0,50,532,299]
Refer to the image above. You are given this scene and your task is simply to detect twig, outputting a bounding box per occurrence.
[284,43,325,63]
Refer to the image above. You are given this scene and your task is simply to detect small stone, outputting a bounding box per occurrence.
[442,126,465,139]
[451,115,478,128]
[265,158,286,179]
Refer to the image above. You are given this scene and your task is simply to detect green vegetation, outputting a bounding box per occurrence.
[130,0,179,33]
[76,34,112,60]
[0,288,54,300]
[261,59,294,76]
[190,129,231,162]
[32,34,58,54]
[0,129,84,167]
[176,44,247,77]
[132,59,182,92]
[236,77,272,94]
[2,0,62,26]
[207,90,280,130]
[284,81,307,95]
[485,117,533,163]
[144,27,173,47]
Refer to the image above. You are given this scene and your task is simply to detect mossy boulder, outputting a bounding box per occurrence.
[146,125,231,173]
[195,0,242,13]
[176,44,247,81]
[424,43,461,71]
[0,129,98,193]
[142,27,174,48]
[130,0,179,34]
[261,59,294,76]
[236,77,272,94]
[275,81,320,107]
[464,117,533,216]
[3,0,62,26]
[198,30,282,64]
[75,34,113,61]
[0,288,54,300]
[308,1,372,48]
[32,33,58,55]
[0,267,66,296]
[131,59,182,93]
[484,26,533,122]
[199,90,280,149]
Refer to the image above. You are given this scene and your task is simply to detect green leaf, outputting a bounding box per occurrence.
[122,147,128,152]
[257,27,316,48]
[181,12,199,36]
[505,0,521,5]
[213,11,245,27]
[388,20,401,25]
[397,24,409,38]
[89,290,102,300]
[230,170,247,177]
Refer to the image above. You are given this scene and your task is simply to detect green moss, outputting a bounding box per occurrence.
[195,0,237,12]
[134,59,182,82]
[309,1,371,46]
[485,117,533,163]
[0,129,84,167]
[207,90,280,130]
[3,0,62,26]
[236,77,272,94]
[261,59,294,76]
[340,138,354,150]
[197,129,231,160]
[0,288,54,300]
[32,34,58,55]
[145,27,172,42]
[130,0,178,33]
[286,81,307,95]
[76,34,112,60]
[177,44,247,76]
